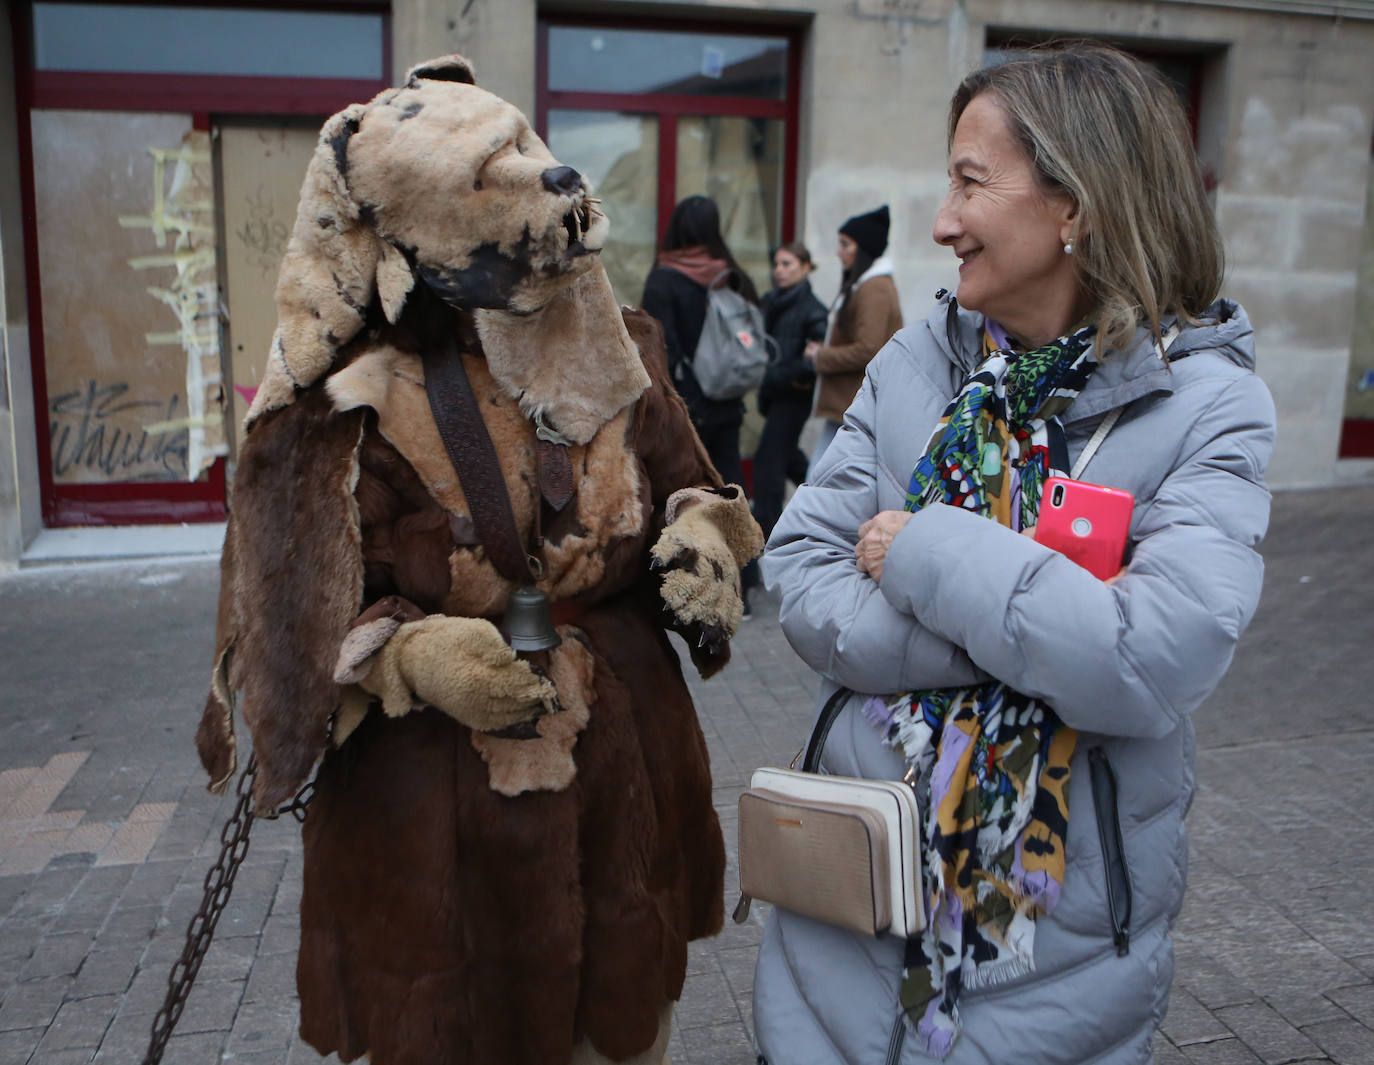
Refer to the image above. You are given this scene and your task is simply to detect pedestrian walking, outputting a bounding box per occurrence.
[805,204,903,475]
[752,242,828,544]
[642,194,763,608]
[754,43,1276,1064]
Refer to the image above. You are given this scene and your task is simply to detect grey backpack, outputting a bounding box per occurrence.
[692,270,770,401]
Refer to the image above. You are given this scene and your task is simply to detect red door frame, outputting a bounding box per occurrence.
[534,13,803,251]
[10,0,390,526]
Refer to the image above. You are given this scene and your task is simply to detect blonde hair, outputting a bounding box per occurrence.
[950,43,1223,353]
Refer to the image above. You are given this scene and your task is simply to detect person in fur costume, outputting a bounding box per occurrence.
[195,55,763,1065]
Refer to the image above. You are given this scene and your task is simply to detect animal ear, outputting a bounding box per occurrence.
[376,241,414,325]
[271,103,384,394]
[405,54,477,87]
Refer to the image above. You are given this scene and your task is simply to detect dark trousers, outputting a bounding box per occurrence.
[751,392,812,540]
[695,419,744,490]
[693,419,758,593]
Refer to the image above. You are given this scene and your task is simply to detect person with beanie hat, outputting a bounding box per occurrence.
[805,204,904,474]
[839,204,891,261]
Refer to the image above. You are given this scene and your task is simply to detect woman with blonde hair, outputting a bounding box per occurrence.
[753,44,1275,1064]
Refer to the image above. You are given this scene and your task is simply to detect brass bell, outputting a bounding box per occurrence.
[502,584,562,652]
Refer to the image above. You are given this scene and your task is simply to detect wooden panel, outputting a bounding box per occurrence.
[218,120,320,441]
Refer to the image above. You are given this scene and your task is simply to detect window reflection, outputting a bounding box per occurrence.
[33,3,384,78]
[675,115,783,297]
[547,27,786,99]
[546,110,660,306]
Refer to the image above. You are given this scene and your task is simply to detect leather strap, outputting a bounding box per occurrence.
[537,438,574,512]
[802,687,853,773]
[421,335,534,585]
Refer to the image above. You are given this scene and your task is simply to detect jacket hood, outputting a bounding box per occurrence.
[858,256,895,285]
[927,292,1254,368]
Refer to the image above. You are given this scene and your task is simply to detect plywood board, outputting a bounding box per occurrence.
[219,121,318,439]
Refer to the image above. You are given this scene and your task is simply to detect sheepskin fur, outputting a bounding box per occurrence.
[470,627,595,796]
[199,55,761,1065]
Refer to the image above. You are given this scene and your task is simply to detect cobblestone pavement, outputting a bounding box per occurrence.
[1,483,1372,1064]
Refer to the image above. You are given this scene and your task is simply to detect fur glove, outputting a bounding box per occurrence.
[651,484,765,655]
[334,605,557,732]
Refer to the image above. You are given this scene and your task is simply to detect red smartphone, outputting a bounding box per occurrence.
[1033,477,1134,581]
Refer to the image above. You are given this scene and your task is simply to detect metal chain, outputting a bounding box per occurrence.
[140,756,315,1065]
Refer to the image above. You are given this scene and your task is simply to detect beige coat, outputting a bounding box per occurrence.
[813,266,903,422]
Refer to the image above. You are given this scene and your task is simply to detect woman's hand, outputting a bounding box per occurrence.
[856,510,914,585]
[804,340,821,363]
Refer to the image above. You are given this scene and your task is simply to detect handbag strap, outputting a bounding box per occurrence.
[1069,408,1121,480]
[421,334,535,585]
[1069,322,1181,481]
[802,686,852,773]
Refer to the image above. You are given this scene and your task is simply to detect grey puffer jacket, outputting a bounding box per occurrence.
[754,295,1275,1065]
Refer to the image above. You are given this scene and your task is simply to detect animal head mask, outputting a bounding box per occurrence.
[248,55,648,442]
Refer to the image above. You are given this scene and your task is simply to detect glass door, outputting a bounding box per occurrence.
[538,19,799,307]
[545,110,660,311]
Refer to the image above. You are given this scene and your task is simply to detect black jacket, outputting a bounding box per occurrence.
[759,279,827,408]
[641,265,745,430]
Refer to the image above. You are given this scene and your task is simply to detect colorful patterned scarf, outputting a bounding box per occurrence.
[862,322,1098,1058]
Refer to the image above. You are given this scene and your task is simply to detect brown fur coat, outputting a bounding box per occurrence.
[201,302,730,1065]
[196,55,759,1065]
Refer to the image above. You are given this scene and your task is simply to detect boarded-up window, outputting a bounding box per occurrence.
[32,110,225,484]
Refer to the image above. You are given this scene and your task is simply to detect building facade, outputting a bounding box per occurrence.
[2,0,1372,566]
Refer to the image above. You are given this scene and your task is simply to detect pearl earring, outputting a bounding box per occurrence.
[1064,241,1074,255]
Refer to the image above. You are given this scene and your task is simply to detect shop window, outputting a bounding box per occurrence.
[538,17,801,308]
[15,0,388,524]
[32,2,384,78]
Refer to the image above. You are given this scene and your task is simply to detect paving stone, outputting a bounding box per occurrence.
[19,931,96,980]
[0,1026,43,1065]
[27,1048,99,1065]
[1174,946,1260,1011]
[68,946,141,1000]
[227,993,300,1055]
[1164,987,1236,1046]
[243,949,299,1004]
[122,964,180,1015]
[0,977,71,1032]
[1181,1036,1264,1063]
[0,875,35,921]
[676,964,740,1030]
[1214,1000,1324,1063]
[1326,983,1374,1028]
[88,1006,155,1064]
[8,866,86,919]
[149,1029,227,1065]
[170,977,245,1034]
[1266,990,1352,1030]
[678,1019,756,1065]
[94,905,160,947]
[0,916,46,969]
[1154,1034,1193,1065]
[1302,1017,1374,1064]
[37,992,118,1051]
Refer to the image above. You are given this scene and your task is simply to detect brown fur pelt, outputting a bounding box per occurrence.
[199,54,758,1065]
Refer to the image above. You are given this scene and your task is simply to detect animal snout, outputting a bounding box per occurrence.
[541,165,584,196]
